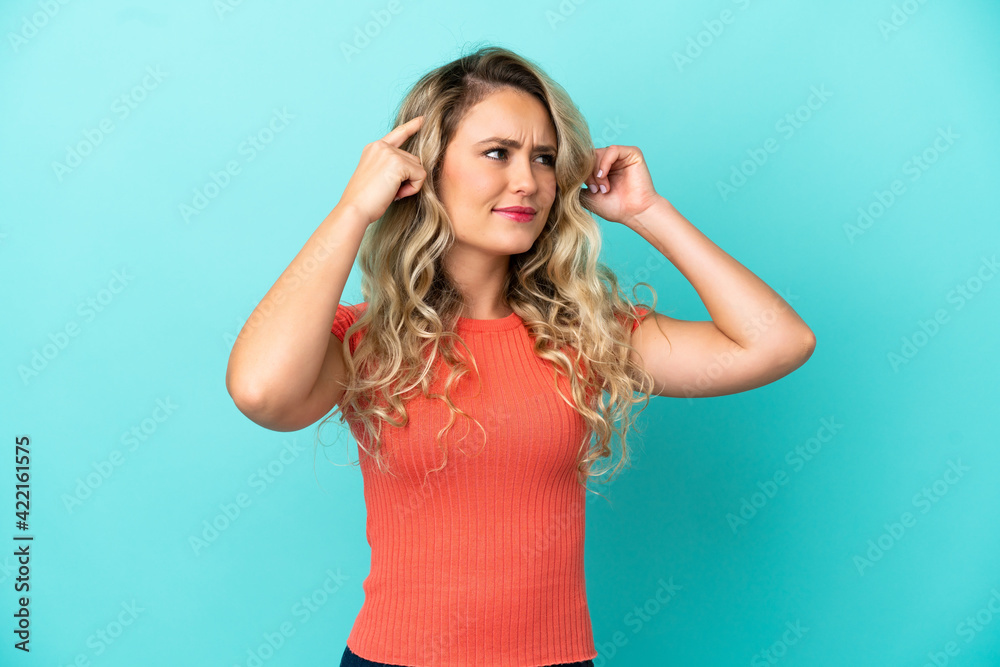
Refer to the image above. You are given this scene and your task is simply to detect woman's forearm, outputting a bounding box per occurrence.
[225,203,369,417]
[629,196,815,356]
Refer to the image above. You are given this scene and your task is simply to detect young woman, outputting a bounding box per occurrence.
[226,46,815,667]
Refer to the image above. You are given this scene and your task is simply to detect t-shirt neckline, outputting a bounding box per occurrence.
[455,310,522,332]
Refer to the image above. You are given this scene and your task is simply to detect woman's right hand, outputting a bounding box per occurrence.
[338,115,427,226]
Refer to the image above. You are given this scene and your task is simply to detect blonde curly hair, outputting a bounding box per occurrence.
[315,44,662,501]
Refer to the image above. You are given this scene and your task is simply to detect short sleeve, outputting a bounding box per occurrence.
[631,305,651,333]
[331,302,368,352]
[616,304,651,334]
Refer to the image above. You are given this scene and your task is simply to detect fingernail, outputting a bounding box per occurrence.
[599,184,607,194]
[597,169,603,178]
[588,183,597,193]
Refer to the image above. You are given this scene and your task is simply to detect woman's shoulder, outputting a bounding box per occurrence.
[331,302,368,341]
[614,303,652,334]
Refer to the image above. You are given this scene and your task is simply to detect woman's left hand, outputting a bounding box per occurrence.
[579,145,663,227]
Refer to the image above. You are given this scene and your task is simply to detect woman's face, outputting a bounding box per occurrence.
[437,87,558,260]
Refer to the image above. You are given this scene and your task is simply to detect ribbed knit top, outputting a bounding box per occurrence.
[331,303,649,667]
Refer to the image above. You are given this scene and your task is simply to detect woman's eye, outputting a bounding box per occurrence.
[484,148,556,166]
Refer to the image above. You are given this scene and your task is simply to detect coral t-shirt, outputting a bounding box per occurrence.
[330,303,649,667]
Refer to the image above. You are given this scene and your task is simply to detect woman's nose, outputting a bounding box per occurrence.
[508,157,537,193]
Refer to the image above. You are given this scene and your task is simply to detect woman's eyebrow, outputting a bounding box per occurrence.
[475,136,557,153]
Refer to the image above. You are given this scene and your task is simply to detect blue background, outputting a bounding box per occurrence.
[2,0,999,665]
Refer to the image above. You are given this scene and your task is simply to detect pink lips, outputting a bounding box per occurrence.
[493,207,536,223]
